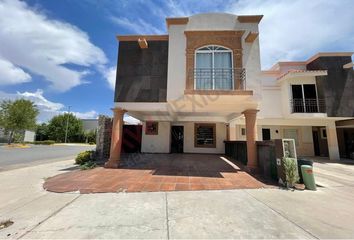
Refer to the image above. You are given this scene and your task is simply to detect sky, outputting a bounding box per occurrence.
[0,0,353,123]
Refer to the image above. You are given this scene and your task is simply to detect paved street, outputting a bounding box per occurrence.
[0,145,95,171]
[0,157,354,239]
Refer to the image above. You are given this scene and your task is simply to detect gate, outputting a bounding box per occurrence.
[122,125,142,153]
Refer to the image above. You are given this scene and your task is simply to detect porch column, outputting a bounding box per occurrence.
[326,121,340,161]
[242,109,259,171]
[105,107,126,168]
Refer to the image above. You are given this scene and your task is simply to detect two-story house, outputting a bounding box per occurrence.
[105,13,354,171]
[253,53,354,161]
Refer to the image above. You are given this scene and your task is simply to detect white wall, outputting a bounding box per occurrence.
[258,88,283,118]
[141,121,171,153]
[242,35,262,98]
[167,24,186,101]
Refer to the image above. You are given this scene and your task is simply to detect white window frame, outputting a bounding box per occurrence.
[283,128,299,146]
[320,128,327,139]
[194,45,234,90]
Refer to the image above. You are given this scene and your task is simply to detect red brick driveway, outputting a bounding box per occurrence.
[44,154,265,193]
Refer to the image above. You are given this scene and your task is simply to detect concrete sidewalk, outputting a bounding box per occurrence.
[0,160,354,239]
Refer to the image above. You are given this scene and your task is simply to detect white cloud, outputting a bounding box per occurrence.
[72,110,98,119]
[103,66,116,90]
[18,89,63,112]
[229,0,354,68]
[124,115,141,125]
[0,0,107,91]
[0,89,97,122]
[110,16,164,34]
[0,57,31,85]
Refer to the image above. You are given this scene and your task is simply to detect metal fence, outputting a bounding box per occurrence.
[290,98,326,113]
[192,68,246,90]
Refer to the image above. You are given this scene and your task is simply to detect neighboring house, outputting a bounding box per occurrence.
[105,13,354,169]
[258,53,354,160]
[81,119,98,133]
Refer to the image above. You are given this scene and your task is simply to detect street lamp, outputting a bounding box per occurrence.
[64,106,71,143]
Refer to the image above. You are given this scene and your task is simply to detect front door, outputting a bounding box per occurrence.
[312,131,320,156]
[171,126,184,153]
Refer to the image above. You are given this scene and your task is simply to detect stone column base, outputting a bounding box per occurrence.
[104,159,119,169]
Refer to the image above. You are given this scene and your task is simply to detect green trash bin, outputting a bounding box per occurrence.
[301,165,317,191]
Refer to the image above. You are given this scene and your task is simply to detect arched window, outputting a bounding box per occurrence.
[195,45,233,90]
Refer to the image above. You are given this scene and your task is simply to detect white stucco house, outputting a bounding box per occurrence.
[104,13,354,169]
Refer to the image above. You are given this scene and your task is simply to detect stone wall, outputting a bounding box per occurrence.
[96,115,112,161]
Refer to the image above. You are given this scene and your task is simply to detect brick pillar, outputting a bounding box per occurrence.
[242,109,259,171]
[105,108,126,168]
[326,121,340,161]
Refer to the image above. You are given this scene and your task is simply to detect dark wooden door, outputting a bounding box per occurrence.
[312,131,320,156]
[171,126,184,153]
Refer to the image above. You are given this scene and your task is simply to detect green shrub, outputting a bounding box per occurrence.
[25,140,55,145]
[80,161,97,170]
[75,150,95,165]
[36,140,55,145]
[283,157,299,188]
[88,141,95,145]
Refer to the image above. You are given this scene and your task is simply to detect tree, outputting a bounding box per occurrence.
[35,123,49,141]
[84,130,97,144]
[47,113,84,142]
[0,99,39,144]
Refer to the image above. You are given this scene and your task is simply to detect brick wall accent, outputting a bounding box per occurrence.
[184,30,245,90]
[96,115,112,161]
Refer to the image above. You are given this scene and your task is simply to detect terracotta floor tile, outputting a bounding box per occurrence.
[176,177,190,184]
[203,184,221,190]
[162,176,177,183]
[160,183,176,191]
[189,184,205,190]
[142,183,161,192]
[44,154,265,194]
[149,176,164,183]
[126,183,144,192]
[189,177,202,184]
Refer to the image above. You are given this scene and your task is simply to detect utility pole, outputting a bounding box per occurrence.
[64,106,71,143]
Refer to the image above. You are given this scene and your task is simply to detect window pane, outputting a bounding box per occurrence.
[291,85,304,112]
[214,52,232,90]
[195,53,212,89]
[303,84,317,112]
[303,84,317,99]
[291,85,303,98]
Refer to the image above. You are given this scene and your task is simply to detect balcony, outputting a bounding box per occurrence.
[290,98,326,113]
[190,68,246,91]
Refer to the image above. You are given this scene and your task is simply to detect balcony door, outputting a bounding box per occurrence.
[291,84,319,113]
[195,45,233,90]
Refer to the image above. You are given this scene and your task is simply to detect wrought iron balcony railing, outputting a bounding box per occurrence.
[290,98,326,113]
[190,68,246,90]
